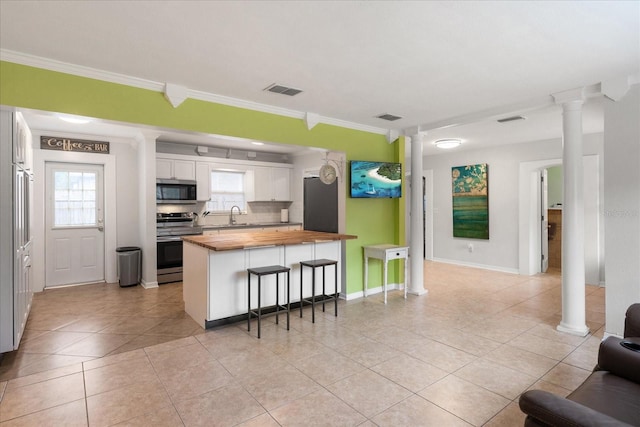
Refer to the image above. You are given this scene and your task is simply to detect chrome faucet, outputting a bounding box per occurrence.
[229,205,241,225]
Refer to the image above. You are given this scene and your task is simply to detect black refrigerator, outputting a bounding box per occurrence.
[303,177,338,232]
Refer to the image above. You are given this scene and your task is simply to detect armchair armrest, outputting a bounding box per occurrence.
[625,303,640,337]
[519,390,633,427]
[597,336,640,384]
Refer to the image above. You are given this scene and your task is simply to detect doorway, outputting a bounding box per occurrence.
[544,166,563,273]
[518,156,601,285]
[45,162,105,287]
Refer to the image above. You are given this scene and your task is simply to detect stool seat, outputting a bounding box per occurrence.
[247,265,291,339]
[248,265,290,275]
[299,259,338,323]
[300,259,338,268]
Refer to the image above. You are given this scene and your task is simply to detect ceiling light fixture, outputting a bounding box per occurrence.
[434,138,462,149]
[58,114,91,124]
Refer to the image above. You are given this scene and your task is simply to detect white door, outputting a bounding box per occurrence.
[45,162,105,287]
[541,169,549,273]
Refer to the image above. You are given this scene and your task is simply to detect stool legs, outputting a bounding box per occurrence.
[247,268,290,339]
[311,266,316,323]
[300,261,338,323]
[320,265,338,316]
[334,263,338,316]
[286,270,290,330]
[257,275,262,338]
[275,273,279,326]
[247,274,251,333]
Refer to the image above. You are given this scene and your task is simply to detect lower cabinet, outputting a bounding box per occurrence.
[182,240,340,327]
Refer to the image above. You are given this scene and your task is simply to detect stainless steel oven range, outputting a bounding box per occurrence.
[156,212,202,284]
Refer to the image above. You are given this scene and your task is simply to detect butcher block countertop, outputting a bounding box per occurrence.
[182,230,357,251]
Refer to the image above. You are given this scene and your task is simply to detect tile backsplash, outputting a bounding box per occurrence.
[157,201,293,226]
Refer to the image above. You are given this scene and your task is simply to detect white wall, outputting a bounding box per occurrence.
[604,84,640,337]
[30,129,140,291]
[138,133,158,288]
[423,134,603,274]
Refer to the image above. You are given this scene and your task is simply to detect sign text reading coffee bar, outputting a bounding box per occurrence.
[41,136,110,154]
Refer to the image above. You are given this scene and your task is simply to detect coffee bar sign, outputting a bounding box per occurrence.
[41,136,110,154]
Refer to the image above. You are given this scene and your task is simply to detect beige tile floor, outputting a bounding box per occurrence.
[0,262,605,426]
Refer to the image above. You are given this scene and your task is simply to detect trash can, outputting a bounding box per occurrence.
[116,246,141,287]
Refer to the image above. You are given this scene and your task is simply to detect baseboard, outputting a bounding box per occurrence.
[345,283,401,300]
[431,258,519,274]
[141,280,159,289]
[603,331,622,340]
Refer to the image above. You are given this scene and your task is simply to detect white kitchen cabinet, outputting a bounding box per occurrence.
[156,158,195,180]
[252,167,271,201]
[1,110,33,353]
[272,167,291,201]
[196,162,211,201]
[183,238,341,327]
[250,166,291,201]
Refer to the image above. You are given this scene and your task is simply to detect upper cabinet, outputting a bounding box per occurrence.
[14,112,33,172]
[156,154,291,203]
[195,162,211,201]
[251,166,290,202]
[156,158,195,180]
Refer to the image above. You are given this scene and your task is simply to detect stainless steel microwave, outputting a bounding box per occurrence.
[156,179,197,204]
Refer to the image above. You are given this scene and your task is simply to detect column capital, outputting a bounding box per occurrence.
[552,87,585,105]
[403,126,422,137]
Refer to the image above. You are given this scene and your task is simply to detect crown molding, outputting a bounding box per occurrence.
[0,49,163,91]
[1,49,388,136]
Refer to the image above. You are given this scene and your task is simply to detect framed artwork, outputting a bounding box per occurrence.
[452,163,489,239]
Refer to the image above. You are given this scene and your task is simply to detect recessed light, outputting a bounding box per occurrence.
[58,114,91,124]
[434,139,462,149]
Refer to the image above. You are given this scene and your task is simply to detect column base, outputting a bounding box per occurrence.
[407,288,428,296]
[556,322,589,337]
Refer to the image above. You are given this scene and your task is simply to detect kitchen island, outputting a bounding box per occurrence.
[182,230,356,328]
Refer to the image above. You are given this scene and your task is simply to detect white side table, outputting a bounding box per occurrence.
[363,244,409,304]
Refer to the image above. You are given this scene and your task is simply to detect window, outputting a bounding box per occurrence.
[207,170,246,212]
[54,170,97,226]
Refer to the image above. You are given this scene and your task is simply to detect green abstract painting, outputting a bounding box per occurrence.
[452,163,489,239]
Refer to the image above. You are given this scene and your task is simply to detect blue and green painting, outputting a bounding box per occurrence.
[452,163,489,239]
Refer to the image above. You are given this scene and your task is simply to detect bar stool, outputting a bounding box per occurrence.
[299,259,338,323]
[247,265,291,339]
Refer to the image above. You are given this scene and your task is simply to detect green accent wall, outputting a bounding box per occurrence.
[0,60,406,294]
[547,166,563,208]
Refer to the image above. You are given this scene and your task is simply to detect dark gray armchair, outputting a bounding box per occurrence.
[519,303,640,427]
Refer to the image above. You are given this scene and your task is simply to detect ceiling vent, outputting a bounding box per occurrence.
[497,115,526,123]
[264,83,303,96]
[376,113,403,121]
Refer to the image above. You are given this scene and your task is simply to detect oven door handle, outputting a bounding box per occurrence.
[157,236,184,242]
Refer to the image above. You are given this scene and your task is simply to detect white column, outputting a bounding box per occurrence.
[409,132,427,296]
[554,89,589,336]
